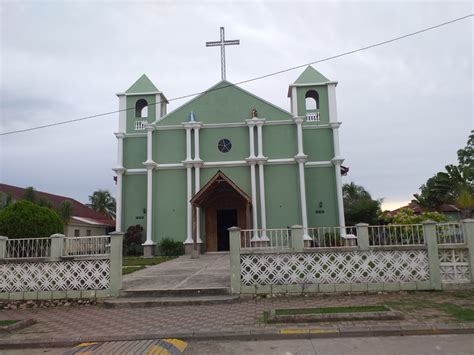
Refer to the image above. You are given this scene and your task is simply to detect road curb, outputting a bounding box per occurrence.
[0,323,473,349]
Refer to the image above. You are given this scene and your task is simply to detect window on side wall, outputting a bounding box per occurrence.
[86,230,92,236]
[74,229,80,237]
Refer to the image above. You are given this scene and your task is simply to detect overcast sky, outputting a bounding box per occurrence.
[0,0,472,211]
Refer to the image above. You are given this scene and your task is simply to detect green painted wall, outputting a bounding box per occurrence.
[296,86,329,124]
[306,167,338,227]
[126,94,157,133]
[303,129,334,162]
[200,166,251,196]
[123,137,146,169]
[264,165,301,228]
[154,169,187,243]
[122,174,147,232]
[157,81,292,126]
[263,125,297,159]
[200,128,249,162]
[154,129,186,164]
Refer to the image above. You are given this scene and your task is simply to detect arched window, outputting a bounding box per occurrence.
[135,99,148,118]
[305,90,319,110]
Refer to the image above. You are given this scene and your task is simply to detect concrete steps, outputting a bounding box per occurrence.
[103,287,237,308]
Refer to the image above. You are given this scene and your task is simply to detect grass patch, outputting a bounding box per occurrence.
[0,320,19,326]
[123,256,176,267]
[122,266,146,275]
[274,305,388,316]
[438,304,474,322]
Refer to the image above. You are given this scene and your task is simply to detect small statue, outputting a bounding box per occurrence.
[188,111,196,122]
[251,108,258,118]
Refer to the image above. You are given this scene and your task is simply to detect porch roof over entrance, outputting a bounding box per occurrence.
[191,170,251,207]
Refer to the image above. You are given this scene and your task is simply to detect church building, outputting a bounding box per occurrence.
[114,65,346,256]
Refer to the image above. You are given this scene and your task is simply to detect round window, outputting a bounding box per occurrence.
[217,138,232,153]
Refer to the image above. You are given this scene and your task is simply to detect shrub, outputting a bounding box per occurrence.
[123,224,144,256]
[0,200,64,239]
[158,238,184,256]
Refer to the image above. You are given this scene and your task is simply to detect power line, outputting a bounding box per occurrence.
[1,13,472,137]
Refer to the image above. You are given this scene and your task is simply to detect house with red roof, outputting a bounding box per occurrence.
[0,183,115,237]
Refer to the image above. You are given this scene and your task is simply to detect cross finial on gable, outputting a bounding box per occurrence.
[205,27,240,80]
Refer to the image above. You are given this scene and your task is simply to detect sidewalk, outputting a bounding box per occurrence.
[0,291,473,348]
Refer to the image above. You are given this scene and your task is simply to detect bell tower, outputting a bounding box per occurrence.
[116,74,168,134]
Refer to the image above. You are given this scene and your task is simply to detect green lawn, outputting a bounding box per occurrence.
[122,256,176,275]
[0,320,19,326]
[274,305,388,316]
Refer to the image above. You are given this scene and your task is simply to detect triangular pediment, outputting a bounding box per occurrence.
[294,66,329,84]
[126,74,160,93]
[191,170,251,207]
[156,80,292,125]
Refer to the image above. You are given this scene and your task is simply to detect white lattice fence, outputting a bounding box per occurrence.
[439,248,470,283]
[240,249,429,286]
[0,259,110,292]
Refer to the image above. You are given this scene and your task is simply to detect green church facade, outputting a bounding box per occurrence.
[114,66,346,255]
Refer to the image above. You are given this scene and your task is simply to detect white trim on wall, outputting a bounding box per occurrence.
[305,161,333,168]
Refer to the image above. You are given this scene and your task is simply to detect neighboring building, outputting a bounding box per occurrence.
[115,66,346,255]
[389,201,463,221]
[0,183,115,237]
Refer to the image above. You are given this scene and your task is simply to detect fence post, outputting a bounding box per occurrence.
[291,225,304,251]
[461,219,474,284]
[229,227,241,294]
[355,223,370,251]
[109,231,124,297]
[50,233,65,259]
[422,220,441,290]
[0,236,7,259]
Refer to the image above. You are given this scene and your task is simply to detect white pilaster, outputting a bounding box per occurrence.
[114,132,125,167]
[185,127,192,162]
[255,119,268,240]
[249,162,259,240]
[143,165,155,246]
[291,87,298,115]
[117,94,126,132]
[155,94,162,119]
[194,163,203,243]
[333,159,346,228]
[256,121,265,159]
[246,119,256,159]
[193,125,202,162]
[113,168,125,232]
[330,122,342,159]
[145,125,154,163]
[184,166,193,244]
[294,116,310,240]
[327,83,338,123]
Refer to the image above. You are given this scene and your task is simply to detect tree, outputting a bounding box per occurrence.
[392,208,445,224]
[0,200,63,239]
[123,224,144,256]
[88,190,116,219]
[23,186,37,204]
[59,200,74,223]
[38,197,53,209]
[0,191,13,210]
[343,182,381,226]
[457,130,473,169]
[413,131,474,218]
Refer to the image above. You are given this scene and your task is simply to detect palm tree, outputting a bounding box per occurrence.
[88,190,116,219]
[343,182,372,206]
[59,200,74,223]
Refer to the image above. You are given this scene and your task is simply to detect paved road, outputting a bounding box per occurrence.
[1,335,473,355]
[186,335,474,355]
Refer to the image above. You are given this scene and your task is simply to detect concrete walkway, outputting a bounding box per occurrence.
[122,253,230,291]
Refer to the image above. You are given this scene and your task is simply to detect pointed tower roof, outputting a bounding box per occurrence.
[293,66,329,84]
[126,74,160,94]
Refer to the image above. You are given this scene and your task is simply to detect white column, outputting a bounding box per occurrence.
[145,125,153,163]
[294,117,310,240]
[333,160,346,228]
[114,169,124,232]
[249,162,259,240]
[184,166,193,244]
[194,164,202,243]
[247,122,256,159]
[255,120,268,240]
[117,94,126,132]
[331,123,341,158]
[258,162,268,240]
[144,165,155,245]
[296,159,310,239]
[185,127,192,161]
[327,83,338,123]
[291,87,298,115]
[193,126,202,161]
